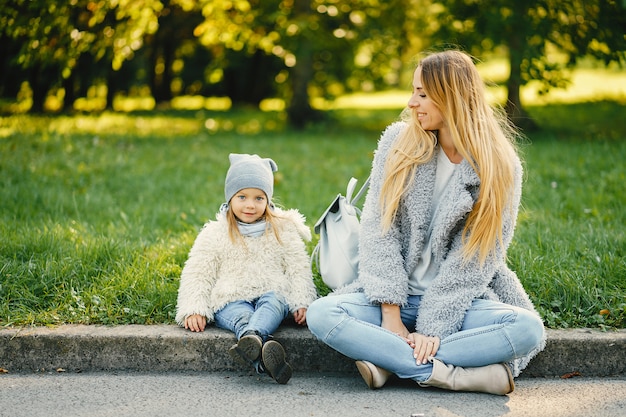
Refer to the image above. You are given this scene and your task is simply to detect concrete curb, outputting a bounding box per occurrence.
[1,325,624,377]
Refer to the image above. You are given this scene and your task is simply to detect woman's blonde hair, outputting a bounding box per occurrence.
[226,200,282,244]
[380,50,520,264]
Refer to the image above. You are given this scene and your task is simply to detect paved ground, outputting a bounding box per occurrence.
[1,325,625,377]
[1,325,625,417]
[0,371,624,417]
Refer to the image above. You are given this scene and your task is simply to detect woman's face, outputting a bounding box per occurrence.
[229,188,268,224]
[407,66,445,132]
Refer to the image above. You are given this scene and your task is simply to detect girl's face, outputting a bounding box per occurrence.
[230,188,268,224]
[407,66,445,132]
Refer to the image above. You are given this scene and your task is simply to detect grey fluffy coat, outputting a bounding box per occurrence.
[337,122,545,376]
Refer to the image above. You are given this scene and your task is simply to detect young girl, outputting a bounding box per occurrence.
[176,153,318,384]
[307,50,545,395]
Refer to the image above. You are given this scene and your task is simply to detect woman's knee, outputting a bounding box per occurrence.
[307,297,328,324]
[307,296,340,337]
[512,309,545,355]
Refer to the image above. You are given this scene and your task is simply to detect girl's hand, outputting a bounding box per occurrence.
[184,314,207,332]
[293,308,307,325]
[407,333,440,365]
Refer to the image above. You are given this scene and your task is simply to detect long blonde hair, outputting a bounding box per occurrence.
[226,201,282,244]
[380,50,520,264]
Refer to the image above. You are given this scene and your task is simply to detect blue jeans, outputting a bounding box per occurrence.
[307,293,544,382]
[214,291,290,341]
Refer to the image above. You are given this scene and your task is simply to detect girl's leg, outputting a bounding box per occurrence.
[214,300,255,339]
[216,296,288,380]
[246,291,290,340]
[307,293,433,381]
[216,300,264,370]
[214,292,290,340]
[434,299,545,370]
[247,292,292,384]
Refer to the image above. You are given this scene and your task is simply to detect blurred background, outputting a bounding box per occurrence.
[1,0,625,129]
[1,0,624,328]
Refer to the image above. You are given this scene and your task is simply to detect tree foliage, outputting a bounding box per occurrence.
[427,0,626,129]
[193,0,413,127]
[0,0,163,111]
[0,0,624,129]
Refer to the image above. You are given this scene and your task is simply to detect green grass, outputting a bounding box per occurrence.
[0,100,625,329]
[512,134,625,329]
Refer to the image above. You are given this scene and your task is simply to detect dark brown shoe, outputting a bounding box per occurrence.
[228,333,262,366]
[261,340,292,384]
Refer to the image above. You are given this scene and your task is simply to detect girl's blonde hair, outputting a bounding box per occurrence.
[225,200,282,244]
[380,50,520,264]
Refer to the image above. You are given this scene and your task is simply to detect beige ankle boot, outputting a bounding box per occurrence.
[355,360,393,389]
[419,359,514,395]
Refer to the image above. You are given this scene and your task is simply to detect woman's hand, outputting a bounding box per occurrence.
[293,308,307,325]
[380,303,410,339]
[407,333,440,365]
[184,314,207,332]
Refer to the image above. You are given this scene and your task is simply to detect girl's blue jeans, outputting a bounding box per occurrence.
[306,292,544,382]
[214,291,290,341]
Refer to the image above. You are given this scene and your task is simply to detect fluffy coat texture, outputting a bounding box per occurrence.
[337,122,546,377]
[175,207,318,326]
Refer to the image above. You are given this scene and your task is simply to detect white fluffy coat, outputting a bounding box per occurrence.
[175,207,318,326]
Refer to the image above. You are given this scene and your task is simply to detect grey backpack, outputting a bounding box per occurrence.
[312,176,370,290]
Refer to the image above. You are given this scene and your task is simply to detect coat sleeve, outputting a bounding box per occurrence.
[175,222,222,325]
[357,122,411,305]
[279,211,318,312]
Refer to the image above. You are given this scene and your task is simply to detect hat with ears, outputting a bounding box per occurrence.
[224,153,278,203]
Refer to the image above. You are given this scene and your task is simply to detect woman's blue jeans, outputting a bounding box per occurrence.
[307,293,544,382]
[214,291,290,341]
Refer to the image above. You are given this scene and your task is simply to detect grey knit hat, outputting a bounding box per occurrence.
[224,153,278,203]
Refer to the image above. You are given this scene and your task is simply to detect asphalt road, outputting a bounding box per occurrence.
[0,371,624,417]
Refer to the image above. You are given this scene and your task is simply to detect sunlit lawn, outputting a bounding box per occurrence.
[0,65,624,329]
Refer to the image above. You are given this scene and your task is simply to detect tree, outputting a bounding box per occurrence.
[0,0,164,112]
[0,1,93,111]
[193,0,412,128]
[429,0,626,130]
[142,0,204,104]
[193,0,319,127]
[284,0,318,128]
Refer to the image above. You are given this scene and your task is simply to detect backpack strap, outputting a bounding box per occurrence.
[346,176,370,207]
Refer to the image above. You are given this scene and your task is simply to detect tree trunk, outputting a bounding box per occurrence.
[150,41,175,104]
[286,0,322,129]
[29,64,50,113]
[287,43,316,129]
[105,68,117,110]
[504,3,537,132]
[62,72,77,112]
[506,48,537,131]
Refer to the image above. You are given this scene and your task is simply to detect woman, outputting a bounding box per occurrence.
[307,50,545,395]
